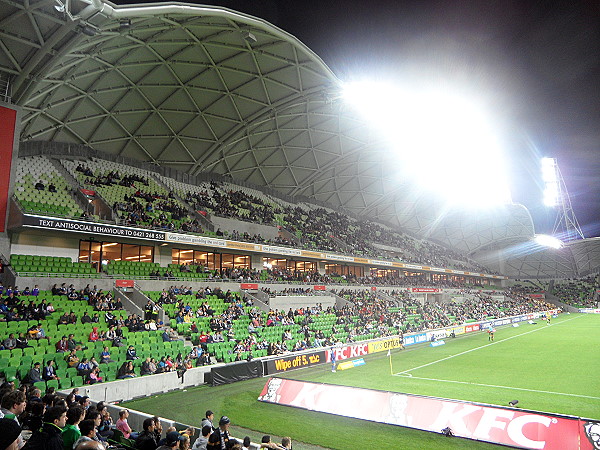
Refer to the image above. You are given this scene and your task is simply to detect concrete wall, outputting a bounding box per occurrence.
[268,295,336,311]
[64,364,213,403]
[10,230,81,261]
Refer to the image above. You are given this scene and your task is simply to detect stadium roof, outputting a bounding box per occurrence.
[6,0,600,279]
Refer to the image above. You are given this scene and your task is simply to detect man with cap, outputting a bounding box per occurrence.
[206,417,230,450]
[27,362,43,384]
[0,417,22,450]
[156,431,184,450]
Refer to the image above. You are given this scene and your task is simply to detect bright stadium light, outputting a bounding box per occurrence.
[541,157,559,207]
[342,80,512,205]
[534,234,563,249]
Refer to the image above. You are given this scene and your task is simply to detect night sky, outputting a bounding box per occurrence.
[113,0,600,237]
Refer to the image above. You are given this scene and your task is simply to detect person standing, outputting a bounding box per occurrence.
[206,417,230,450]
[330,347,336,372]
[191,426,211,450]
[200,411,214,431]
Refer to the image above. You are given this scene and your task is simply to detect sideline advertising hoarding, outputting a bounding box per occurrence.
[258,378,598,450]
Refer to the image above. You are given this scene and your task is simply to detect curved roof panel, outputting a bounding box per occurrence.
[1,0,536,256]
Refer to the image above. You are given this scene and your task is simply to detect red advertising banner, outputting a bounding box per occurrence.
[115,279,134,288]
[313,285,326,291]
[371,286,377,291]
[80,188,96,196]
[325,343,369,362]
[465,324,481,333]
[240,283,259,290]
[528,294,545,299]
[0,106,17,233]
[411,288,440,293]
[258,378,597,450]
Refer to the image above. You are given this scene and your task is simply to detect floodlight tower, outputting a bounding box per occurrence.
[541,157,584,242]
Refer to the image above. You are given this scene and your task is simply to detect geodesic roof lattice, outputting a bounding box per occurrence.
[0,0,563,267]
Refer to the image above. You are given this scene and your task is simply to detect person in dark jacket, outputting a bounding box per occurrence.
[135,418,158,450]
[22,405,67,450]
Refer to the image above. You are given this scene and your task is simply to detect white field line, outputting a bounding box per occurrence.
[395,374,600,400]
[393,315,581,376]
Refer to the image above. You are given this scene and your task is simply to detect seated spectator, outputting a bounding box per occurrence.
[140,357,155,376]
[27,362,44,384]
[34,181,45,190]
[117,361,136,379]
[43,360,59,381]
[116,409,135,439]
[89,327,100,342]
[135,418,158,450]
[21,400,45,432]
[62,405,86,450]
[56,335,69,353]
[72,419,97,449]
[86,367,103,385]
[99,347,114,364]
[66,349,80,368]
[77,358,92,377]
[0,417,23,449]
[162,329,180,342]
[3,333,17,350]
[126,345,139,360]
[16,332,31,349]
[58,312,70,325]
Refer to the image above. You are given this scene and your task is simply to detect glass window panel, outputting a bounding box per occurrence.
[140,246,153,262]
[102,242,122,262]
[122,244,140,262]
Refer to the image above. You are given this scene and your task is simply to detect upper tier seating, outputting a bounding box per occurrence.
[13,156,83,217]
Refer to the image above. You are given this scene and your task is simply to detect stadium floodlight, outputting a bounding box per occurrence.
[540,157,584,241]
[341,80,511,205]
[534,234,563,249]
[541,158,559,207]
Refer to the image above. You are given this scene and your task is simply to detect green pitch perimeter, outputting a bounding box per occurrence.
[124,313,600,450]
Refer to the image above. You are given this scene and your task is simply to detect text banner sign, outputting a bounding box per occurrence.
[240,283,259,290]
[264,351,326,375]
[258,378,597,450]
[23,215,165,241]
[115,280,134,288]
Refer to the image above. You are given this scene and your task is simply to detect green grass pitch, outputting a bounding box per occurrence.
[124,313,600,449]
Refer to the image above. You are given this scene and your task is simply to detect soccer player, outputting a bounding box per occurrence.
[330,347,336,372]
[488,328,495,341]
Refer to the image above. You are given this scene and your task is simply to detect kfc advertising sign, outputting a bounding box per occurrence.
[325,344,369,362]
[115,279,134,288]
[411,288,440,293]
[240,283,259,290]
[258,378,597,450]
